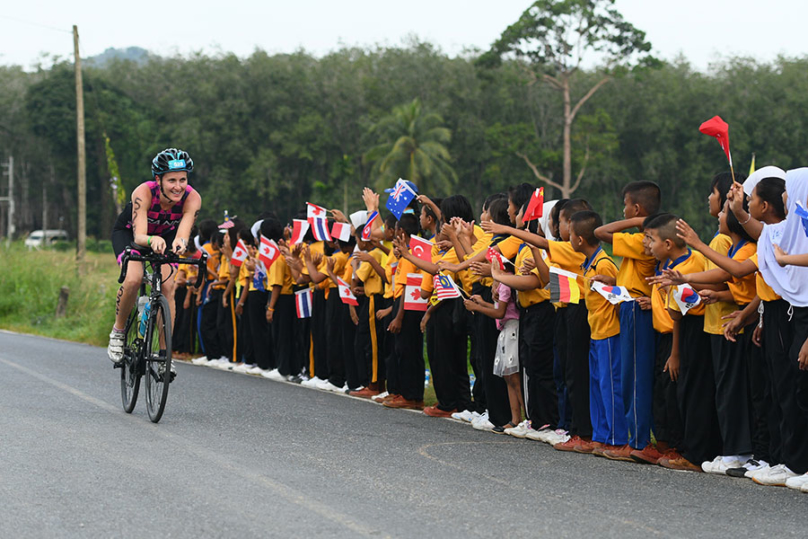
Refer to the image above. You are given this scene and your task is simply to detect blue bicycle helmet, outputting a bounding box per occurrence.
[151,148,194,176]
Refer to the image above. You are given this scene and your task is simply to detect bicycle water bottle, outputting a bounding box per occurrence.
[138,301,151,338]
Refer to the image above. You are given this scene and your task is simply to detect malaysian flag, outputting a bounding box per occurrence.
[295,288,313,318]
[433,272,462,300]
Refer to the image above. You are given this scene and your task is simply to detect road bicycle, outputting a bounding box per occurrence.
[115,246,206,423]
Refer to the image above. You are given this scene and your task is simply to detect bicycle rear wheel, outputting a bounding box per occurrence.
[120,306,141,413]
[144,295,173,423]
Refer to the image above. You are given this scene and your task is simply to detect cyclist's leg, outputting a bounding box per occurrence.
[111,220,144,362]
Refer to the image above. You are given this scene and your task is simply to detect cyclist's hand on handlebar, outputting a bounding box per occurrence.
[150,235,167,254]
[172,237,187,255]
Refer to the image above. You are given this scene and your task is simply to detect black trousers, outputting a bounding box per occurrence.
[652,332,682,448]
[744,319,776,464]
[326,291,346,387]
[343,298,360,389]
[678,315,722,465]
[172,287,193,353]
[311,289,328,379]
[554,307,572,430]
[384,298,400,395]
[428,298,471,412]
[396,309,425,402]
[565,302,592,438]
[710,331,753,456]
[245,290,272,369]
[775,303,808,473]
[475,285,510,426]
[354,294,385,387]
[216,288,236,361]
[294,312,310,377]
[200,289,224,360]
[520,301,558,429]
[273,294,298,376]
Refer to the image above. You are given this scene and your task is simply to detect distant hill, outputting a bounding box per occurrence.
[86,47,151,67]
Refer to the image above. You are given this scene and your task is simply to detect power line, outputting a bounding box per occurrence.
[0,14,71,34]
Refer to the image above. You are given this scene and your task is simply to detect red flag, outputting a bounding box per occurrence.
[485,247,511,270]
[337,278,359,306]
[409,235,433,263]
[331,221,352,242]
[404,273,428,312]
[523,187,544,221]
[289,219,310,244]
[258,237,280,269]
[699,116,732,166]
[230,239,249,267]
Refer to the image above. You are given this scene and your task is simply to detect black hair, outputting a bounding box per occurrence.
[551,199,569,238]
[440,195,474,224]
[487,198,511,226]
[710,171,747,207]
[644,213,685,248]
[508,183,534,210]
[260,217,284,242]
[338,235,356,251]
[483,193,507,211]
[569,210,602,246]
[257,211,277,220]
[384,213,398,229]
[725,196,755,244]
[198,219,218,244]
[396,213,420,236]
[755,177,786,219]
[238,227,255,247]
[423,198,442,223]
[559,198,592,219]
[622,181,661,215]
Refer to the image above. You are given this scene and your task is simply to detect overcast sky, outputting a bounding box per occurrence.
[1,0,805,71]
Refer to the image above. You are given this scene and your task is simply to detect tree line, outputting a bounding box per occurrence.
[2,39,808,241]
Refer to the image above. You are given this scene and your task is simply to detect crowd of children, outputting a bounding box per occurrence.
[170,170,808,493]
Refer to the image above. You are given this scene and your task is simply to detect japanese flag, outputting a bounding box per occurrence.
[409,235,433,263]
[231,239,249,267]
[259,237,280,269]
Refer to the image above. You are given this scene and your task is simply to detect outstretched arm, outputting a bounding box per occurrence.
[594,217,645,244]
[676,219,756,278]
[481,220,549,250]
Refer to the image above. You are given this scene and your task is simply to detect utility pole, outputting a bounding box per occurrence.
[0,156,14,245]
[73,24,86,266]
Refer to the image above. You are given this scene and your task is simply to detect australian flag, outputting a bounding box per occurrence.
[385,179,418,219]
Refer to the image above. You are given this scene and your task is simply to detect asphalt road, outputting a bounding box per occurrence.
[2,330,807,538]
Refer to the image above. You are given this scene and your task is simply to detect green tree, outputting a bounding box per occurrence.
[479,0,654,198]
[363,98,457,196]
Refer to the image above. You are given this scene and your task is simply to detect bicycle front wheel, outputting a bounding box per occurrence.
[120,305,141,413]
[144,295,173,423]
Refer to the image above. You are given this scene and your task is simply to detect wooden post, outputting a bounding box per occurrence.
[56,286,70,318]
[73,25,86,268]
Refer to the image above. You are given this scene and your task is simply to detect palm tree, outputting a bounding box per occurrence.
[363,98,457,196]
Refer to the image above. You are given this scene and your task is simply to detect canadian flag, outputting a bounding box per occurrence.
[231,239,249,267]
[331,221,352,242]
[307,202,327,221]
[404,273,428,312]
[259,237,280,269]
[409,235,433,263]
[337,277,359,306]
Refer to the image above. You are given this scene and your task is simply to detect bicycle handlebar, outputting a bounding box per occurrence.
[118,246,208,288]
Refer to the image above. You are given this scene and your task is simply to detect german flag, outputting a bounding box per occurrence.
[549,267,580,304]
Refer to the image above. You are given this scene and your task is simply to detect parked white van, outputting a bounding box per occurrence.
[24,230,70,249]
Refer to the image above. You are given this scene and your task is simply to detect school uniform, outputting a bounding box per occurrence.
[383,254,399,396]
[214,254,236,361]
[341,261,361,390]
[354,248,387,389]
[199,243,225,360]
[269,256,298,376]
[581,246,626,446]
[325,251,350,387]
[613,232,657,449]
[650,263,682,450]
[172,263,195,355]
[302,242,328,379]
[245,260,273,370]
[393,256,425,402]
[668,250,722,466]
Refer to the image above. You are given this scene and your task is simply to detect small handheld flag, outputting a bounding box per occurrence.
[794,201,808,237]
[306,202,327,220]
[404,273,428,312]
[523,187,545,222]
[361,211,379,241]
[290,219,310,244]
[549,267,580,304]
[672,283,701,315]
[295,288,313,319]
[433,272,462,300]
[337,278,359,306]
[258,237,280,269]
[699,115,735,182]
[485,247,512,270]
[409,235,433,263]
[310,217,332,242]
[349,210,368,230]
[385,178,418,219]
[230,239,249,267]
[331,221,352,242]
[590,281,634,305]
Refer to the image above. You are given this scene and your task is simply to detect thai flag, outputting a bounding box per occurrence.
[337,278,359,306]
[433,272,462,300]
[258,237,280,268]
[331,221,352,242]
[290,219,310,244]
[404,273,428,311]
[409,235,433,263]
[230,239,249,267]
[306,202,327,220]
[310,217,332,242]
[385,178,417,219]
[362,211,378,241]
[295,289,313,319]
[590,281,634,304]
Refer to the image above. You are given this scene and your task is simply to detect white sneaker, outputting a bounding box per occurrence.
[472,412,494,432]
[702,455,744,475]
[232,363,251,373]
[372,391,389,402]
[525,427,554,442]
[301,376,324,388]
[316,379,344,392]
[451,410,475,422]
[191,356,209,365]
[262,369,285,381]
[785,473,808,491]
[206,357,224,367]
[107,329,125,364]
[752,464,797,486]
[741,459,770,479]
[246,366,264,375]
[541,429,571,445]
[505,420,531,438]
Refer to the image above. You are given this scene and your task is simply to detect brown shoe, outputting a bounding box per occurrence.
[423,406,457,418]
[659,456,702,472]
[604,444,636,462]
[555,435,589,452]
[589,442,608,457]
[349,388,380,399]
[376,393,400,404]
[630,444,666,465]
[384,398,424,410]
